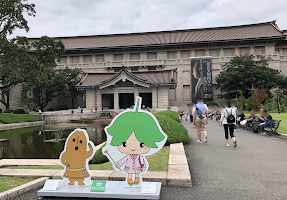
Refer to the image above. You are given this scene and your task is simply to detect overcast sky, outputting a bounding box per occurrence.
[9,0,287,38]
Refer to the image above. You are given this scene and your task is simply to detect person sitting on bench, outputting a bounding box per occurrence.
[252,109,265,133]
[237,109,245,125]
[258,110,272,134]
[240,109,256,126]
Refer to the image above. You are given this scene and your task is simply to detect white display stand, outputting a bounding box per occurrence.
[37,180,161,200]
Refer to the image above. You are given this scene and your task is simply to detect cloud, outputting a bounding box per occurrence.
[8,0,287,39]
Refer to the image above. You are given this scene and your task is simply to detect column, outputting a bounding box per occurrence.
[152,87,157,108]
[95,88,102,111]
[114,89,119,110]
[234,47,240,56]
[250,46,255,55]
[134,88,139,100]
[86,88,95,110]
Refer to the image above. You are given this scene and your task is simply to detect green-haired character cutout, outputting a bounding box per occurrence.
[102,96,167,187]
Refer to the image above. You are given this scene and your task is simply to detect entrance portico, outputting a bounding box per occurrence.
[77,67,176,112]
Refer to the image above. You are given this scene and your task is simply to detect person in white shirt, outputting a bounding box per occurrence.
[192,97,209,144]
[220,100,237,147]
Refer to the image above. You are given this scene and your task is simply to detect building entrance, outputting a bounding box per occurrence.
[139,93,152,108]
[102,94,114,109]
[119,93,134,109]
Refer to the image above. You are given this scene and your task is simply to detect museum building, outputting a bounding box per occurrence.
[14,21,287,112]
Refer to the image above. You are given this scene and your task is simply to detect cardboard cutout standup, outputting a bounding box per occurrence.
[60,128,96,186]
[103,96,167,187]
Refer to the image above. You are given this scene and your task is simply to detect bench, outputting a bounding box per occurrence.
[264,119,281,135]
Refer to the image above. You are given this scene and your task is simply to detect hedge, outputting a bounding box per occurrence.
[205,101,218,107]
[0,113,41,124]
[13,109,26,114]
[156,111,179,122]
[54,104,68,111]
[153,113,189,145]
[4,109,13,113]
[91,144,109,164]
[46,108,55,111]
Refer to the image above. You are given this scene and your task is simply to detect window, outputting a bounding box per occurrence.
[183,85,191,100]
[114,54,123,61]
[148,66,156,71]
[131,67,139,71]
[181,50,190,58]
[282,48,287,55]
[167,51,176,59]
[60,56,67,64]
[239,47,249,55]
[195,50,205,57]
[71,56,79,63]
[209,49,219,57]
[224,48,234,56]
[130,53,140,60]
[254,46,265,55]
[168,89,176,100]
[84,55,92,63]
[96,54,104,62]
[147,52,157,59]
[275,48,280,54]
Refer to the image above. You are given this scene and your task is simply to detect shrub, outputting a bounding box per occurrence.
[4,109,13,113]
[157,111,179,122]
[91,144,109,164]
[13,109,26,114]
[54,104,68,111]
[46,107,55,111]
[153,113,189,145]
[205,101,218,107]
[0,113,41,124]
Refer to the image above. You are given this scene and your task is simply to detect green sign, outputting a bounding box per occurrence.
[90,181,106,192]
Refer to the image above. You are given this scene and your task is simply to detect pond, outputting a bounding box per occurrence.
[0,122,108,159]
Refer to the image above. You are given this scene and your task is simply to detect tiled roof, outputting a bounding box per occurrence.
[78,69,176,88]
[29,21,284,50]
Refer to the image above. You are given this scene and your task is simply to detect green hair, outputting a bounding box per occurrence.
[107,98,165,148]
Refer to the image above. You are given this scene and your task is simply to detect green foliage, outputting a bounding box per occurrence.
[54,104,68,111]
[0,108,2,113]
[54,130,63,142]
[46,107,55,111]
[0,177,34,193]
[0,126,40,139]
[13,109,25,114]
[4,109,13,113]
[215,54,287,99]
[0,113,41,124]
[0,0,36,35]
[156,111,179,122]
[274,89,286,113]
[57,67,84,109]
[204,101,218,107]
[91,144,109,164]
[153,113,189,145]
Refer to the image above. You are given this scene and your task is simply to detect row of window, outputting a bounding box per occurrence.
[60,46,266,64]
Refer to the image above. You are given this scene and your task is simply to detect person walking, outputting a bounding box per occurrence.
[192,97,208,144]
[182,110,188,123]
[220,101,237,147]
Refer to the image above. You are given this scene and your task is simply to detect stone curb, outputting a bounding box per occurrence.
[0,177,48,200]
[0,121,46,131]
[277,133,287,140]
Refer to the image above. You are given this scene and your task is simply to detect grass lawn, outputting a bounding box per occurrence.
[0,113,41,124]
[0,177,34,193]
[243,112,287,134]
[6,146,170,171]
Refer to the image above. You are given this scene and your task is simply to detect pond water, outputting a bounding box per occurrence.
[0,123,108,159]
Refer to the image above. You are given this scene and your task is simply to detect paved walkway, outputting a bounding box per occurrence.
[5,120,287,200]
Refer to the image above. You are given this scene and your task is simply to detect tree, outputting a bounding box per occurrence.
[274,89,286,114]
[215,54,287,99]
[57,67,84,109]
[251,88,268,111]
[21,36,65,110]
[0,0,36,35]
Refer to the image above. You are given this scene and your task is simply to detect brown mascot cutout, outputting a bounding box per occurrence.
[60,128,96,186]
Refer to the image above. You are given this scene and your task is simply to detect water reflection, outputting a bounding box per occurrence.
[0,122,107,159]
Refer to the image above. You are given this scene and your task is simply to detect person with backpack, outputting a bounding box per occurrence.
[220,101,237,147]
[192,97,209,144]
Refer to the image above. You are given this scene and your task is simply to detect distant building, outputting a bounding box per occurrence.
[6,20,287,112]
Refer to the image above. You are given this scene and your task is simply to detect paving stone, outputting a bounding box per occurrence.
[91,170,113,180]
[0,168,12,175]
[51,170,64,179]
[142,171,167,185]
[20,159,60,166]
[168,155,188,165]
[169,143,186,155]
[0,159,26,167]
[109,170,126,181]
[1,169,61,178]
[167,164,192,187]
